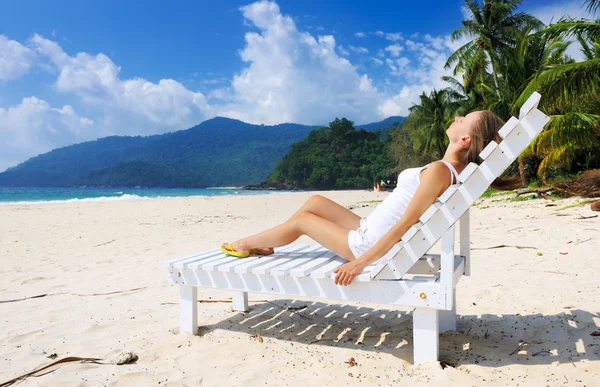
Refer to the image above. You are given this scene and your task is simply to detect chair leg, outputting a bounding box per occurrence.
[413,307,439,366]
[179,285,198,335]
[232,291,249,312]
[440,287,457,333]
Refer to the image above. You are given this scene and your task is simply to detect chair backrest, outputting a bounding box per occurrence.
[371,92,550,280]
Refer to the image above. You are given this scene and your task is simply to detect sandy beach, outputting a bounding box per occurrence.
[1,190,599,386]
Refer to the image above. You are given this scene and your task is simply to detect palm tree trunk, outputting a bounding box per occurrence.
[518,159,526,186]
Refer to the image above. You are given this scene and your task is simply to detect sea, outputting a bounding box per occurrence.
[0,187,293,205]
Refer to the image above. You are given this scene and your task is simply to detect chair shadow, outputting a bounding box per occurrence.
[199,299,600,367]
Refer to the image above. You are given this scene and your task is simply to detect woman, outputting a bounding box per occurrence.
[221,110,519,286]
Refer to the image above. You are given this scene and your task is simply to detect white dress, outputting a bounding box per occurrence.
[347,160,460,259]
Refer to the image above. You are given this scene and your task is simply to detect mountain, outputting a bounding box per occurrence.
[355,116,405,132]
[0,116,405,188]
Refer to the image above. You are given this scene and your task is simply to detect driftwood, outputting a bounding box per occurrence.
[516,188,553,197]
[0,357,102,387]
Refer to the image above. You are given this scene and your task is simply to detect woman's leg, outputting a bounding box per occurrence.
[234,211,355,261]
[287,194,361,230]
[223,194,360,257]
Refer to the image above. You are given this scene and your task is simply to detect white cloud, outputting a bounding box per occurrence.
[374,31,385,37]
[371,57,384,66]
[0,35,37,81]
[386,32,403,41]
[338,45,350,56]
[348,45,369,54]
[0,97,93,171]
[355,32,366,38]
[378,34,457,116]
[29,34,210,129]
[215,1,382,125]
[384,43,403,57]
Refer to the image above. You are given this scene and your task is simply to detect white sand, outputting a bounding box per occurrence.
[1,190,599,386]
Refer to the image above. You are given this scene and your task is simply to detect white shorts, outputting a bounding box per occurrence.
[347,217,375,259]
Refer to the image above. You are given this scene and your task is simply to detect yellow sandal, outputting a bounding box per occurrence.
[220,243,250,258]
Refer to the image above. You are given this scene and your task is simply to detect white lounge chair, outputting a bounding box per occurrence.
[161,92,549,366]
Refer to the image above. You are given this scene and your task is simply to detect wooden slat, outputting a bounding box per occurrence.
[498,116,520,139]
[310,256,349,279]
[521,109,549,137]
[251,245,319,275]
[267,245,326,276]
[457,162,478,183]
[175,249,222,269]
[519,91,541,120]
[478,141,498,161]
[212,245,307,273]
[162,249,218,268]
[419,202,441,223]
[438,185,457,204]
[233,245,304,274]
[290,250,338,277]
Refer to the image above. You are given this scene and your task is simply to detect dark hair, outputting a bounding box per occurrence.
[462,110,522,191]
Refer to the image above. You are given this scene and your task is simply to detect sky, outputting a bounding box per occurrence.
[0,0,596,171]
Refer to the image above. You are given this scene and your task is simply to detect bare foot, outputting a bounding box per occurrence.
[221,241,250,255]
[252,247,275,256]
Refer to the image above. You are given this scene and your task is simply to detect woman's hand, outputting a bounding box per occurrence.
[333,260,367,286]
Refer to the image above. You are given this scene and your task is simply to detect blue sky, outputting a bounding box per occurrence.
[0,0,595,171]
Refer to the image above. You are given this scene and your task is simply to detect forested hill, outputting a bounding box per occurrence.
[0,116,404,188]
[268,118,396,189]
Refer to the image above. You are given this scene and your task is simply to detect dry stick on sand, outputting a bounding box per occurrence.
[0,287,147,304]
[93,239,116,247]
[472,244,537,251]
[0,357,102,387]
[160,298,270,305]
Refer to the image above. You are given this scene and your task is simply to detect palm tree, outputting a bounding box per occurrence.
[446,0,543,94]
[405,89,459,159]
[520,111,600,179]
[515,16,600,179]
[586,0,599,14]
[516,17,600,111]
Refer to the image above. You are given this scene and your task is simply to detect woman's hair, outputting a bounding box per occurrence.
[462,110,522,191]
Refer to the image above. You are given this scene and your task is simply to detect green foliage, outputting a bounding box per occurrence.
[404,89,459,159]
[440,0,600,182]
[268,118,395,189]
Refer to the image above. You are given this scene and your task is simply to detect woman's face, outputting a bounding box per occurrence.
[446,111,481,146]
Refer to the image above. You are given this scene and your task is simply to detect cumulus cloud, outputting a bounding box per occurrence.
[384,43,403,57]
[355,32,366,38]
[213,1,382,125]
[378,34,459,116]
[386,32,403,41]
[371,57,384,66]
[338,45,350,56]
[0,97,93,171]
[29,34,210,129]
[348,45,369,54]
[0,35,37,81]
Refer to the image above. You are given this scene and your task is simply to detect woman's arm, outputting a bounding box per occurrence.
[334,162,452,285]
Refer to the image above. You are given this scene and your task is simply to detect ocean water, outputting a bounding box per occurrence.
[0,187,292,205]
